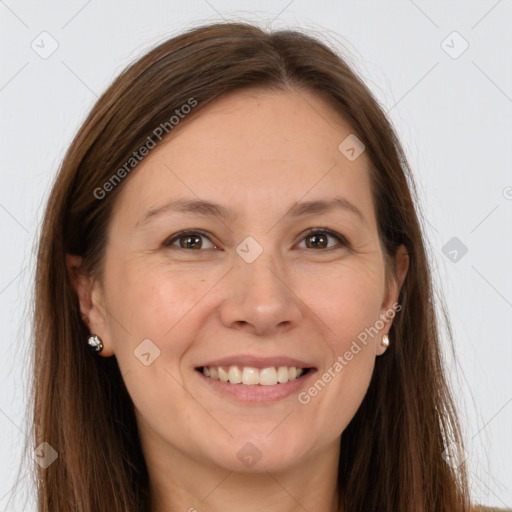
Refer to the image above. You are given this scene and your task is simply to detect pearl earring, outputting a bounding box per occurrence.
[382,334,390,347]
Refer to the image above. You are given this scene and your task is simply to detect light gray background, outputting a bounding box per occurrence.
[1,1,511,510]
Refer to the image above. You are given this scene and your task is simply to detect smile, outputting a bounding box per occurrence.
[199,365,311,386]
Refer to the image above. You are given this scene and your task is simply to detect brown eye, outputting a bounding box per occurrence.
[165,231,216,250]
[298,229,347,250]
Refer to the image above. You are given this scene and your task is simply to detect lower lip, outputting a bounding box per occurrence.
[196,369,316,403]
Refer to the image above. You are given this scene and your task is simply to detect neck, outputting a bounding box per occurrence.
[145,438,341,512]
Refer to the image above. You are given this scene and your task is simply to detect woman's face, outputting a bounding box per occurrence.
[79,87,407,474]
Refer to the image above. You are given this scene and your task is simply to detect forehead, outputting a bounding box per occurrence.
[112,87,376,229]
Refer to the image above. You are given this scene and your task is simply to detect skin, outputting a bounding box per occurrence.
[68,87,409,512]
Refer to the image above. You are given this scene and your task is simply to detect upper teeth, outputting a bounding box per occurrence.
[202,366,305,386]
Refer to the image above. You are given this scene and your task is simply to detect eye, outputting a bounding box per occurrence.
[163,228,349,251]
[164,230,217,250]
[296,228,348,250]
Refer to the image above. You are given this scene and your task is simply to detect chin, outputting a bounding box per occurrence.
[199,432,311,474]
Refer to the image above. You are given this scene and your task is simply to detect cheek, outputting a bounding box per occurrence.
[305,258,385,344]
[102,262,208,437]
[100,260,214,410]
[105,258,211,345]
[305,333,376,437]
[301,261,383,426]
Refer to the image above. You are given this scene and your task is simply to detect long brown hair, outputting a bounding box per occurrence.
[25,21,471,511]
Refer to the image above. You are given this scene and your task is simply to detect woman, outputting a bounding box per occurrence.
[29,21,505,512]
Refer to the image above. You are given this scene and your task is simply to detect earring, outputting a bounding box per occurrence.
[87,334,103,353]
[382,334,390,348]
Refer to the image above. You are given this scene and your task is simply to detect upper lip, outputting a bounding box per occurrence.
[197,355,316,370]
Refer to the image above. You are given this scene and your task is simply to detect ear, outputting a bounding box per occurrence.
[66,254,115,357]
[376,244,409,356]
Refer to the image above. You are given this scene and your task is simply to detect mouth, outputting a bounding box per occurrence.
[195,365,313,386]
[194,355,317,402]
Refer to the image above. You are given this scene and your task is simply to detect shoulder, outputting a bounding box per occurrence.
[472,506,512,512]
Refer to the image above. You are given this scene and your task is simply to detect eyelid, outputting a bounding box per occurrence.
[164,229,219,250]
[296,227,349,249]
[164,227,349,251]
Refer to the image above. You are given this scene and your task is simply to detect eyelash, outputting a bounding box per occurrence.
[163,228,349,252]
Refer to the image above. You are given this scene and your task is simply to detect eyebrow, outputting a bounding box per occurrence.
[137,196,368,227]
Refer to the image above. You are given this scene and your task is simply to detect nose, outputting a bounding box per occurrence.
[218,249,303,337]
